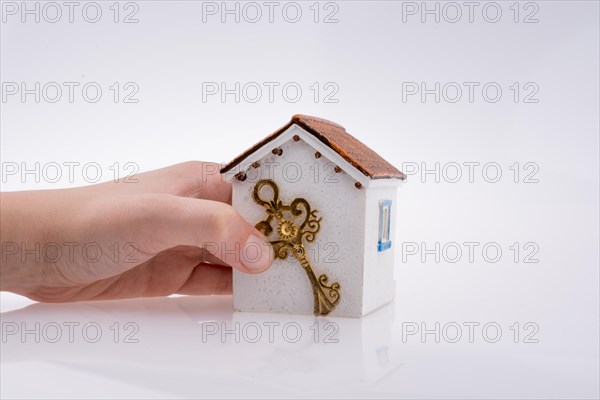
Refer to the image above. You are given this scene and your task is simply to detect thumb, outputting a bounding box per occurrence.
[137,194,274,274]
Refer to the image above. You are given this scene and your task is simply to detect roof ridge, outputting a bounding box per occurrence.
[292,114,345,131]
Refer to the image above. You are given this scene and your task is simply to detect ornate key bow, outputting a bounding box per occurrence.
[252,179,341,316]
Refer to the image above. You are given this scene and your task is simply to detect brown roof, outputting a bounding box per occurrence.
[220,114,406,180]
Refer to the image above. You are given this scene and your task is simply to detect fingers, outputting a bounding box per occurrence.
[176,264,232,295]
[138,194,274,274]
[169,161,232,203]
[87,161,232,203]
[78,253,232,301]
[90,246,231,300]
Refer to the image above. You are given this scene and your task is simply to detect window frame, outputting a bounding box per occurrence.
[378,200,392,252]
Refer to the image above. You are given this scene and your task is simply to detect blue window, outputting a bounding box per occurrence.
[378,200,392,252]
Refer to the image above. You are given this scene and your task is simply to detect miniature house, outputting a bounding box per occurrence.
[220,115,405,317]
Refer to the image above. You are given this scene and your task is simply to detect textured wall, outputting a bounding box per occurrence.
[230,125,368,317]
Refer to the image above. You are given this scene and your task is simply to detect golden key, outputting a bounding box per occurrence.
[252,179,341,316]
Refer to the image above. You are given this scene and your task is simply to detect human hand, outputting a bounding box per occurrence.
[0,162,274,302]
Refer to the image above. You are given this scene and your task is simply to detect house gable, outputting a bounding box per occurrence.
[222,124,373,187]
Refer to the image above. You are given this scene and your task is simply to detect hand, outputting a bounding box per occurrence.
[0,162,274,302]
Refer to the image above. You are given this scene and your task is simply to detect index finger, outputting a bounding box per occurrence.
[84,161,232,204]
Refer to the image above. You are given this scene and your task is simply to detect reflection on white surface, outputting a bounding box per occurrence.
[1,293,598,399]
[0,294,401,399]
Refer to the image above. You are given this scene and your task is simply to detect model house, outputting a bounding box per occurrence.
[220,115,405,317]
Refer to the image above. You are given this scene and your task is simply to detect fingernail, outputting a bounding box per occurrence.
[241,234,274,272]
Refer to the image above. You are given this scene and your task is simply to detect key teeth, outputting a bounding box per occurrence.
[313,274,341,316]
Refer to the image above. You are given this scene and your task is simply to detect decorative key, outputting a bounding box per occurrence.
[252,179,341,316]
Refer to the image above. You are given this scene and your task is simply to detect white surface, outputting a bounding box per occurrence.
[1,0,599,398]
[1,291,598,399]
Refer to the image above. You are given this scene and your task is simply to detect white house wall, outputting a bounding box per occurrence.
[230,125,367,317]
[362,180,401,315]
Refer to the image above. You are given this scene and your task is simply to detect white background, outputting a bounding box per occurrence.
[1,1,599,398]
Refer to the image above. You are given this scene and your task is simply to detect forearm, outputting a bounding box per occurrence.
[0,191,75,294]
